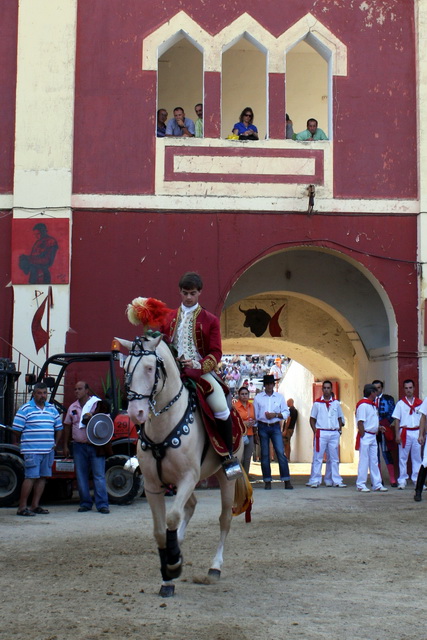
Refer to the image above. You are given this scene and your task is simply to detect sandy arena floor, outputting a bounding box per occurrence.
[1,463,426,640]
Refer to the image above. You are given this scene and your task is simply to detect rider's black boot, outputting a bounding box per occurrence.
[215,415,243,480]
[414,465,427,502]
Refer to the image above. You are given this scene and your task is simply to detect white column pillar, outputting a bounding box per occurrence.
[12,0,77,368]
[417,0,427,391]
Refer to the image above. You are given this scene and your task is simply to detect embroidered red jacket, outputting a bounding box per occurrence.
[160,305,222,378]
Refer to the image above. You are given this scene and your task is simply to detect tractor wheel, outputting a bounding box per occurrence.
[105,455,143,505]
[0,453,25,507]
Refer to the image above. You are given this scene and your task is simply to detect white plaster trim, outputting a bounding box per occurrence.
[416,0,427,390]
[12,285,71,382]
[142,11,347,76]
[155,137,333,198]
[215,13,277,71]
[14,169,73,210]
[0,196,13,210]
[281,13,347,76]
[14,0,77,210]
[143,11,214,70]
[71,193,418,215]
[173,154,316,176]
[12,208,72,219]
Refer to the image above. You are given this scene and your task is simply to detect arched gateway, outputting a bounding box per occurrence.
[220,247,397,463]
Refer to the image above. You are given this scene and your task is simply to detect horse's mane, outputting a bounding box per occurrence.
[155,336,197,394]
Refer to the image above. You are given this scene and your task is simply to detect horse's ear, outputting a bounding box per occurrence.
[144,332,163,349]
[115,337,133,352]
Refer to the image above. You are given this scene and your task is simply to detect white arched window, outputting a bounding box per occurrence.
[157,35,203,136]
[221,34,268,139]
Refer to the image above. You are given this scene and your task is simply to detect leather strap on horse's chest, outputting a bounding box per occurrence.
[138,395,197,486]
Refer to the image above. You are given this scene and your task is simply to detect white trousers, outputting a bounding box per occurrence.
[356,432,383,490]
[201,372,229,418]
[309,430,342,485]
[398,429,421,484]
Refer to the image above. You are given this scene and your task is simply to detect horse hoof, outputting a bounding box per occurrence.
[159,584,175,598]
[207,568,221,581]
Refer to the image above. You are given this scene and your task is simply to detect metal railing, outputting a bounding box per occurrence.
[0,337,42,411]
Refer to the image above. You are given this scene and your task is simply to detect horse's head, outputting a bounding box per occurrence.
[116,333,164,425]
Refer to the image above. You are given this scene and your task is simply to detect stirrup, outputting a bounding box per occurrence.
[222,456,243,480]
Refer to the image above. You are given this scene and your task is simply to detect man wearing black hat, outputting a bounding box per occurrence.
[253,374,293,490]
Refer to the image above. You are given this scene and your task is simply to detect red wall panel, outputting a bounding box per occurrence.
[73,1,417,199]
[0,2,18,194]
[67,210,418,388]
[0,213,13,356]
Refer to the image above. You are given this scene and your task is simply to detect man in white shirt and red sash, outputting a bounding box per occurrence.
[415,396,427,501]
[392,379,423,490]
[356,384,388,492]
[306,380,346,488]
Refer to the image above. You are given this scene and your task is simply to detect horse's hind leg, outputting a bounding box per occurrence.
[208,471,235,580]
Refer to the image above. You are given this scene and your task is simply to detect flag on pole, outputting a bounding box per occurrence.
[31,287,53,353]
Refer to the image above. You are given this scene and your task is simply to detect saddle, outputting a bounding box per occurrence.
[189,376,245,456]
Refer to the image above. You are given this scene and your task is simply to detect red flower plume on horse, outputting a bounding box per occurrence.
[126,297,172,331]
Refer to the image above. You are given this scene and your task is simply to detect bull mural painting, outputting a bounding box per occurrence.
[239,303,285,337]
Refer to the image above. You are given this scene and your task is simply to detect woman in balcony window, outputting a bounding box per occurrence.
[232,107,259,140]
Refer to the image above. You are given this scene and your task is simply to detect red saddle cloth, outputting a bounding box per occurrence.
[193,376,245,456]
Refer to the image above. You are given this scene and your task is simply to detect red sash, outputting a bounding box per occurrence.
[355,398,376,411]
[399,426,420,448]
[401,396,422,415]
[315,429,321,452]
[315,397,332,409]
[399,397,422,448]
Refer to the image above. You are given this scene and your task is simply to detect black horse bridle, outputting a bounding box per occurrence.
[125,334,197,487]
[125,335,184,416]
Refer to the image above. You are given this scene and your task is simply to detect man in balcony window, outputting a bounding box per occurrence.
[156,109,168,137]
[194,103,203,138]
[295,118,328,141]
[166,107,195,137]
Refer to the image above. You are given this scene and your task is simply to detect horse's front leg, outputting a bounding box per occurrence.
[144,486,175,597]
[208,471,236,580]
[163,471,199,580]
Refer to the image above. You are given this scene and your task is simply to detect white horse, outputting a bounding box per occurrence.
[117,332,251,597]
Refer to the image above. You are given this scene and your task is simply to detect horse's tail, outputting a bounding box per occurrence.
[232,469,253,523]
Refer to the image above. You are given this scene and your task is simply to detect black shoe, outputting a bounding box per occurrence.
[284,481,294,490]
[264,481,272,490]
[391,482,398,488]
[98,507,110,514]
[414,492,422,502]
[78,506,91,512]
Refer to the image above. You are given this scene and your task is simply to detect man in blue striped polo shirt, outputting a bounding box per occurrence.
[13,382,63,516]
